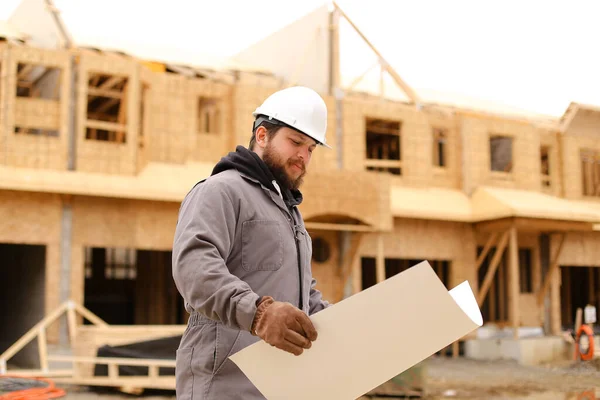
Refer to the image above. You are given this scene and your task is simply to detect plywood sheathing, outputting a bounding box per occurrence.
[299,169,391,231]
[554,231,600,267]
[0,190,63,340]
[422,108,462,190]
[2,44,70,170]
[538,127,562,197]
[459,115,542,192]
[142,69,233,166]
[343,94,456,188]
[561,110,600,200]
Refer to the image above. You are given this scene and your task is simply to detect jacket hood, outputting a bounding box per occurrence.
[211,145,303,207]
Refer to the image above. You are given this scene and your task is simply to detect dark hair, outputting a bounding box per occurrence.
[248,120,283,150]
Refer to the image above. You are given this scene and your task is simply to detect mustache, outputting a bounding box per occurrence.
[289,158,306,172]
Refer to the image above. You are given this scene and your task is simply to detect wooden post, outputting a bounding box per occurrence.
[499,261,506,321]
[67,305,77,341]
[537,234,566,305]
[38,327,48,372]
[508,226,520,339]
[376,233,385,283]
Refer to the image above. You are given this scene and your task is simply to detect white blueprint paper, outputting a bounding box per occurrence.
[230,261,483,400]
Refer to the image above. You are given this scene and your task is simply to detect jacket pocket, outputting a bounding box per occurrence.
[175,347,194,400]
[213,324,259,376]
[241,220,283,271]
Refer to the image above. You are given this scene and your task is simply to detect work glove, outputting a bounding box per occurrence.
[251,296,318,356]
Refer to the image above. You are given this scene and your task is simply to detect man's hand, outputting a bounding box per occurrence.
[251,296,318,356]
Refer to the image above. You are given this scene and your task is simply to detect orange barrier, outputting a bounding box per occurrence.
[0,376,66,400]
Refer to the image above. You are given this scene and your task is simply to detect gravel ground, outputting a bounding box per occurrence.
[6,357,600,399]
[424,357,600,399]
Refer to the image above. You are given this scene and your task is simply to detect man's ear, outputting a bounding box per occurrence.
[255,126,268,149]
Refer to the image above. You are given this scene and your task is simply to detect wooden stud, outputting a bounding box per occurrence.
[338,232,363,280]
[537,233,566,305]
[477,230,510,306]
[489,274,497,321]
[499,259,506,321]
[38,327,49,371]
[452,340,459,358]
[508,225,520,339]
[108,363,118,379]
[67,305,77,341]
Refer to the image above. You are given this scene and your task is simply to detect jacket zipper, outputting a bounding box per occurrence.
[266,180,304,311]
[294,224,304,311]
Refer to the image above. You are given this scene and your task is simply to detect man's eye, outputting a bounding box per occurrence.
[292,140,300,145]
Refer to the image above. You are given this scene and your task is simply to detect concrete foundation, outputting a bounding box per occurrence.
[465,336,570,366]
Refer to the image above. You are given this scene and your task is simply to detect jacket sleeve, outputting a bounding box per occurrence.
[308,277,331,315]
[172,181,260,332]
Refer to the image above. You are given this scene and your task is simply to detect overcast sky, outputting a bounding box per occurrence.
[1,0,599,118]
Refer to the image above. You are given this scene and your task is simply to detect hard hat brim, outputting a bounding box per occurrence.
[253,114,332,149]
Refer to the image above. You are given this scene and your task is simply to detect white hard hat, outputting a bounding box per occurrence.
[253,86,331,149]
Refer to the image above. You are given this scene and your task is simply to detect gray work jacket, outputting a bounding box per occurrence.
[172,169,330,399]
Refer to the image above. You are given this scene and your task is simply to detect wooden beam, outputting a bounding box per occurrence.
[332,1,421,104]
[508,225,520,339]
[47,355,176,368]
[73,301,109,326]
[475,218,513,234]
[537,233,566,305]
[98,75,125,90]
[85,119,126,133]
[338,233,363,280]
[38,327,48,371]
[347,60,379,90]
[304,222,375,232]
[514,218,594,233]
[87,87,124,99]
[477,230,510,306]
[476,217,595,234]
[476,232,499,272]
[17,63,35,81]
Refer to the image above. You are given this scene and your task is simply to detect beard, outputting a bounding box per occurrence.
[262,142,306,191]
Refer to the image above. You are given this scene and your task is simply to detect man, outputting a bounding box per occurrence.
[172,86,332,399]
